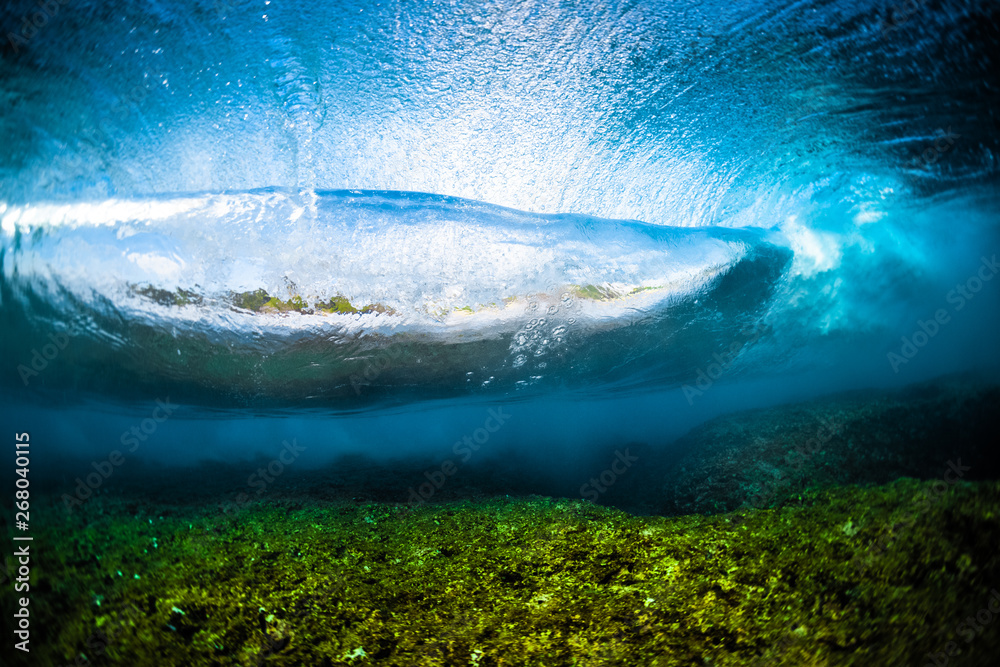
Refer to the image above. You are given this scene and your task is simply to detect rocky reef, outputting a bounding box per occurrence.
[2,478,999,666]
[659,378,1000,516]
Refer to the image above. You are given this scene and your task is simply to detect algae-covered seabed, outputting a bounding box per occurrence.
[3,382,1000,666]
[3,482,999,666]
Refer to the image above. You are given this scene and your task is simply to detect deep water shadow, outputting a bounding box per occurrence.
[24,375,1000,521]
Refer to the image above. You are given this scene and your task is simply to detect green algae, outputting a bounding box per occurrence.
[261,295,308,313]
[146,282,658,317]
[226,291,396,316]
[571,284,617,301]
[314,297,396,316]
[442,283,662,316]
[5,479,1000,666]
[567,284,661,302]
[230,289,271,312]
[133,285,204,307]
[231,290,310,314]
[359,303,396,315]
[314,295,359,314]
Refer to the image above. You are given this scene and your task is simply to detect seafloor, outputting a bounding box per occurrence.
[3,377,1000,666]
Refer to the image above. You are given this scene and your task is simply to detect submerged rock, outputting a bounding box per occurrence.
[6,478,1000,666]
[659,378,1000,516]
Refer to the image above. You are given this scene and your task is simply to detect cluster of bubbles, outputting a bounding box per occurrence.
[508,284,586,379]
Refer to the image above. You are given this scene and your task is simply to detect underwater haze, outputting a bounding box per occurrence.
[2,0,1000,665]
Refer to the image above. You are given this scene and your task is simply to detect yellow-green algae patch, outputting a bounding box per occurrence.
[314,295,359,314]
[571,284,617,301]
[314,297,395,316]
[156,284,664,319]
[229,288,271,312]
[224,290,396,316]
[135,278,680,324]
[569,284,664,302]
[261,294,309,313]
[444,284,668,317]
[5,479,1000,666]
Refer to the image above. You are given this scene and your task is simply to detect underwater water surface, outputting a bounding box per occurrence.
[1,0,999,665]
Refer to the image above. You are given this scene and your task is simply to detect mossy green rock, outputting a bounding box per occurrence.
[230,289,271,312]
[3,479,1000,665]
[227,291,395,316]
[661,380,1000,516]
[133,285,203,307]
